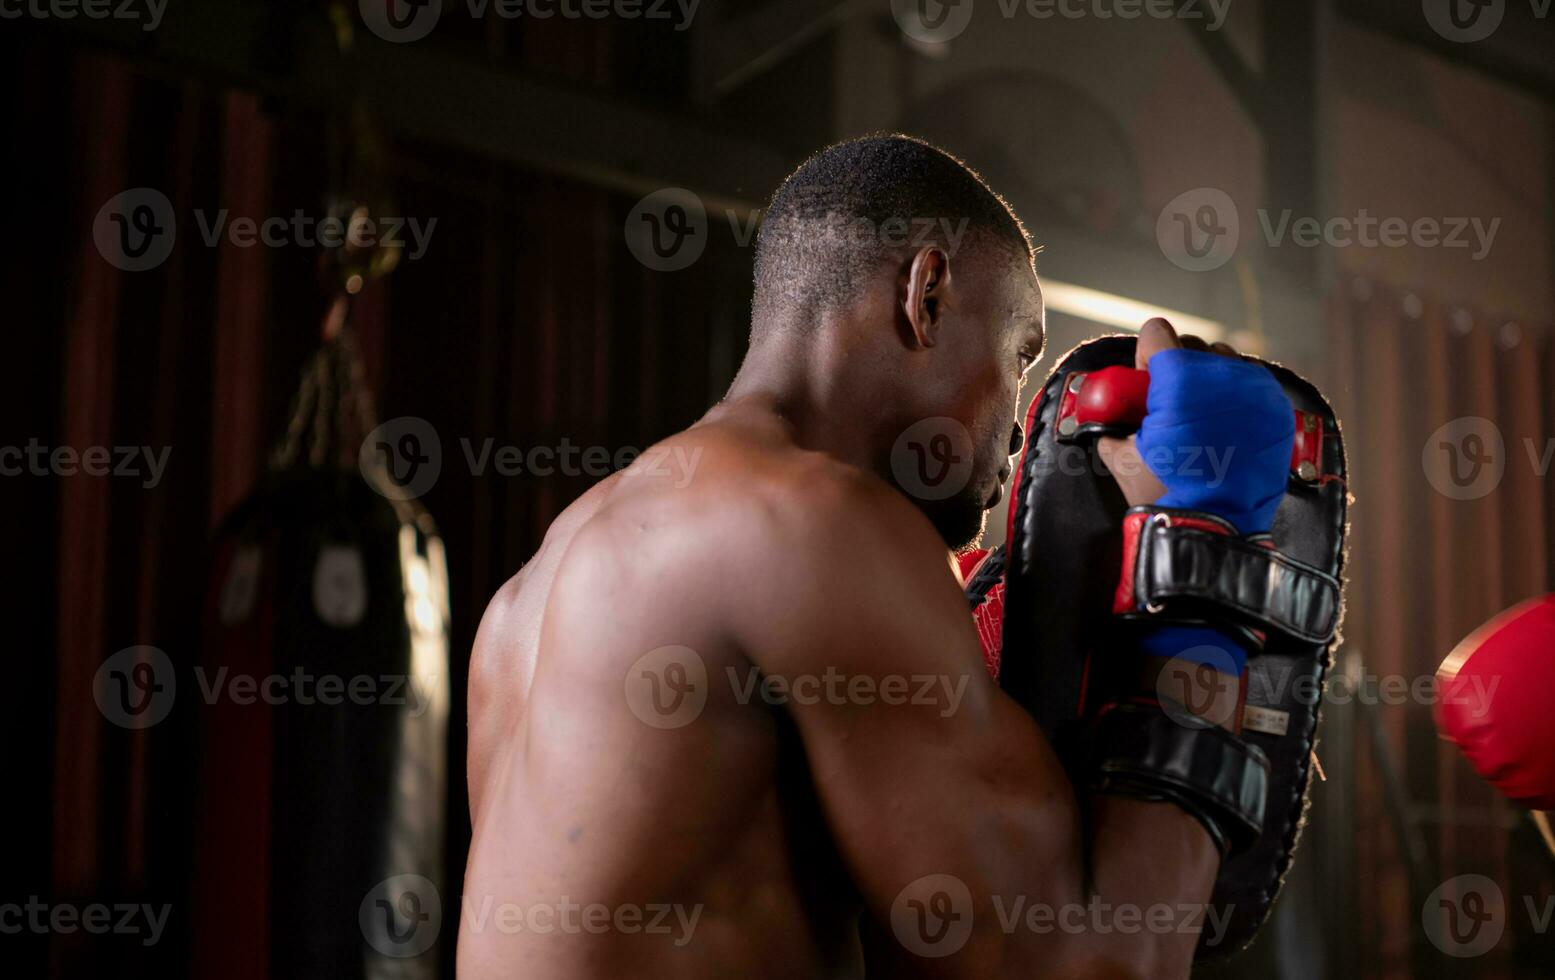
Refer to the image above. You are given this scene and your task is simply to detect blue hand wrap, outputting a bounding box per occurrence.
[1140,625,1248,675]
[1135,350,1294,677]
[1135,349,1295,536]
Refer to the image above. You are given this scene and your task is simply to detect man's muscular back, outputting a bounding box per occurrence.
[458,136,1231,980]
[460,404,888,978]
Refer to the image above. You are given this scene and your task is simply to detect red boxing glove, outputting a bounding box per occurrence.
[957,549,1004,681]
[1435,596,1555,810]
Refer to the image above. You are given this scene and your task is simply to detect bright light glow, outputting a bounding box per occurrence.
[1042,280,1226,343]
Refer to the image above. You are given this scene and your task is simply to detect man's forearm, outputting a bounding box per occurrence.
[1083,797,1219,978]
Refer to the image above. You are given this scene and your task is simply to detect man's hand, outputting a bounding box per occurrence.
[1089,316,1294,736]
[1095,318,1246,507]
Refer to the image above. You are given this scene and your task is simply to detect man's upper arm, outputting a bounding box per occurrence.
[728,471,1087,969]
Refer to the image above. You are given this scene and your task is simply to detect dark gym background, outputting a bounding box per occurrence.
[8,0,1555,977]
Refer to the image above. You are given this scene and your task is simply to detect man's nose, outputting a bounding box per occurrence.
[1008,423,1025,458]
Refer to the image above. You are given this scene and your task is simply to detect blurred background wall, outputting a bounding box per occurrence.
[7,0,1554,976]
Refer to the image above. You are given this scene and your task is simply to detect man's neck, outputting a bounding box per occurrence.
[721,323,887,476]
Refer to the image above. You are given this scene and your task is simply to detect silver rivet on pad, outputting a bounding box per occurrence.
[1058,417,1077,436]
[1067,374,1086,394]
[1297,460,1317,481]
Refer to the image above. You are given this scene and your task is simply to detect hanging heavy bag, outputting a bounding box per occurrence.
[194,324,450,980]
[965,333,1347,959]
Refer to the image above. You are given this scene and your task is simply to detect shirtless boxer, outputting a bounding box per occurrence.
[459,135,1256,978]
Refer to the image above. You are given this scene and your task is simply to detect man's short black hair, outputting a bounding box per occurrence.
[751,133,1034,332]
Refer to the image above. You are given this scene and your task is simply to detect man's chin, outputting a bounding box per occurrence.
[926,499,990,553]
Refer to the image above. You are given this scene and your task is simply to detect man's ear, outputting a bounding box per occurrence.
[901,246,951,350]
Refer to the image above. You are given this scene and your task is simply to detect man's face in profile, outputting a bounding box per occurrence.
[899,250,1043,552]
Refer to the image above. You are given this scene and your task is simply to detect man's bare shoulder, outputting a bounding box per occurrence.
[605,415,968,671]
[590,411,948,576]
[476,408,960,677]
[473,475,614,645]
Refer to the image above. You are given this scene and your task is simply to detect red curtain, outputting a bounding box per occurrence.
[1328,277,1551,978]
[26,20,1552,980]
[14,20,746,978]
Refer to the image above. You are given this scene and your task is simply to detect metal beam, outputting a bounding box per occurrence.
[694,0,857,101]
[1261,0,1322,291]
[1173,0,1263,126]
[1338,0,1555,102]
[22,3,790,214]
[1173,0,1330,370]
